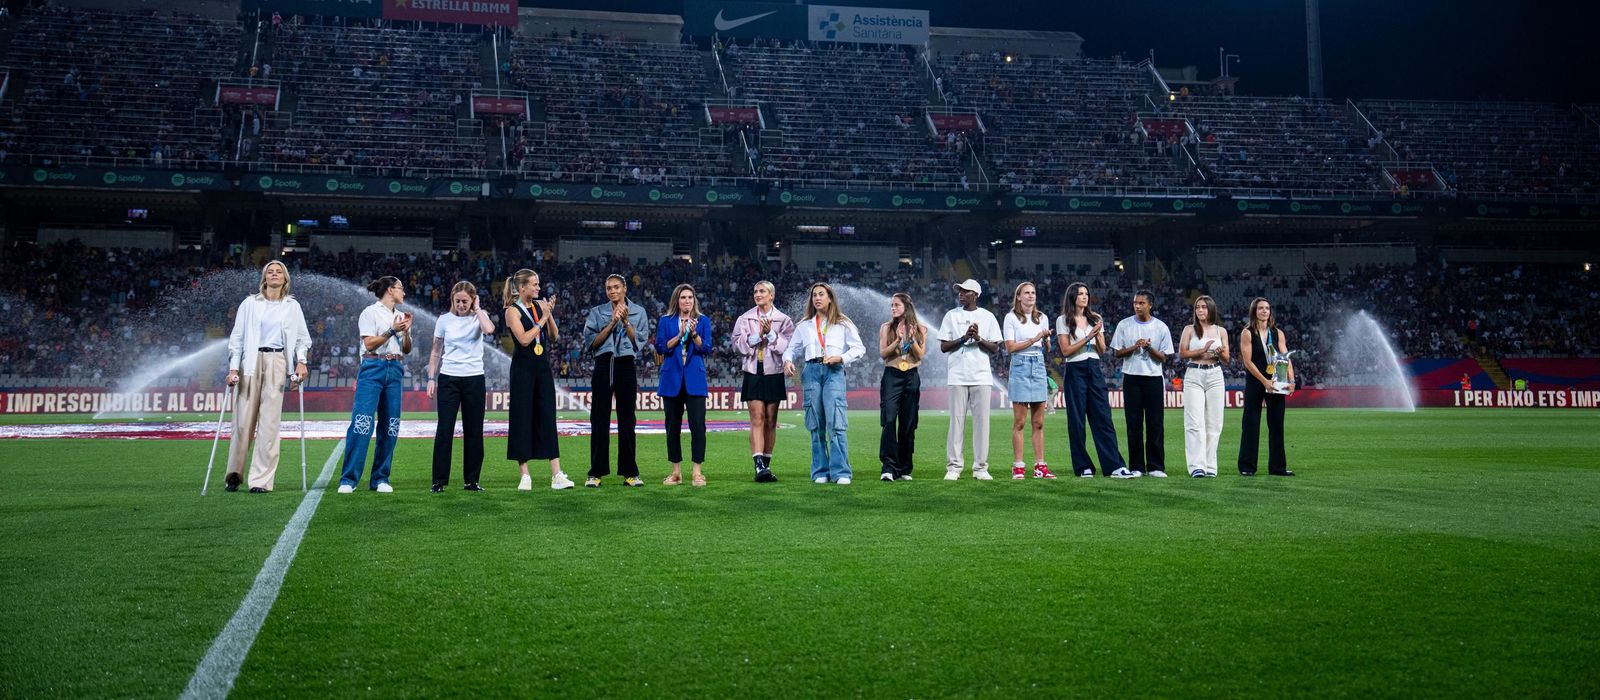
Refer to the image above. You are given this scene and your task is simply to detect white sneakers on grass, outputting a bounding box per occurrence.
[551,472,575,490]
[837,477,852,485]
[517,474,533,491]
[375,482,394,493]
[814,477,828,484]
[337,484,354,494]
[1110,467,1142,479]
[944,468,961,481]
[1147,470,1168,478]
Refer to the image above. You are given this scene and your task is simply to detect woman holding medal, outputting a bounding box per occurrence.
[877,292,925,481]
[504,268,574,491]
[732,281,794,483]
[784,283,867,485]
[1003,282,1055,479]
[655,283,713,487]
[1237,296,1294,477]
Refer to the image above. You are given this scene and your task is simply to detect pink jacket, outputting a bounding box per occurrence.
[730,306,795,375]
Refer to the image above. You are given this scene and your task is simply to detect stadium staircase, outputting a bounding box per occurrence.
[1473,349,1512,389]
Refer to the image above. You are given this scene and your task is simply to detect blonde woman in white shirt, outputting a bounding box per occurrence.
[1003,281,1055,480]
[1178,295,1228,478]
[224,260,311,493]
[784,283,867,484]
[427,281,496,492]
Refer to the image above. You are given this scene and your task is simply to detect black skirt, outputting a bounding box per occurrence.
[740,371,787,404]
[507,307,560,462]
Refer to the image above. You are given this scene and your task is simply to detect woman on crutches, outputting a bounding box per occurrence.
[224,260,311,493]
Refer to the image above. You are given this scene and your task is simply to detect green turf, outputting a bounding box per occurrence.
[2,409,1597,697]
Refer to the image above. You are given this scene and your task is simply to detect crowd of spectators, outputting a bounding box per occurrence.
[4,241,1595,394]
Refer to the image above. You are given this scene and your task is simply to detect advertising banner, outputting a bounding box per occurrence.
[807,4,929,45]
[683,0,808,40]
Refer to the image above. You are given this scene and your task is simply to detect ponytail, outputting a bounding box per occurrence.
[503,269,535,308]
[367,276,399,299]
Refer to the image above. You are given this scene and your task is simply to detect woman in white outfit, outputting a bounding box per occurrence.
[1178,295,1227,477]
[224,260,311,493]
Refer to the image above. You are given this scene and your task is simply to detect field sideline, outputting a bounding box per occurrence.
[1,408,1596,697]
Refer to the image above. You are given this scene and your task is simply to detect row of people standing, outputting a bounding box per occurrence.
[227,262,1296,494]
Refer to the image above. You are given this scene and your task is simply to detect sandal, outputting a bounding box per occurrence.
[691,473,706,487]
[663,473,683,485]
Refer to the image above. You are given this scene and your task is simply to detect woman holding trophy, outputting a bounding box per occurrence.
[1237,297,1294,477]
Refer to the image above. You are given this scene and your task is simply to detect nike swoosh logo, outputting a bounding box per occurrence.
[714,9,776,31]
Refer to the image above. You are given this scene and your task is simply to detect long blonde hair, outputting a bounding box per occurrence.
[801,282,851,326]
[502,269,536,308]
[257,260,292,299]
[1010,281,1042,324]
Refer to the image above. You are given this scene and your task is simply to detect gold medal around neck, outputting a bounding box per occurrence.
[535,344,545,356]
[898,360,910,372]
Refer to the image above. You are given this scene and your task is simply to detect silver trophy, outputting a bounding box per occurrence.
[1269,349,1297,394]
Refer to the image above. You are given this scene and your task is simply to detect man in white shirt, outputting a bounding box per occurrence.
[1109,290,1174,477]
[937,279,1002,480]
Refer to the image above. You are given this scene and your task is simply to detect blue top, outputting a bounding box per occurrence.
[653,314,712,397]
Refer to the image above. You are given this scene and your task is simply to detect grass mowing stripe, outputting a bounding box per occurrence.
[180,440,344,700]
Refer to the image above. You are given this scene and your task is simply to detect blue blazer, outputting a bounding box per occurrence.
[654,314,712,397]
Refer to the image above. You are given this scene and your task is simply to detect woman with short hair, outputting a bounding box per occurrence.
[428,281,495,492]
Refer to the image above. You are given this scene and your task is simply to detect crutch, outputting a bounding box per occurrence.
[298,379,308,491]
[201,384,234,496]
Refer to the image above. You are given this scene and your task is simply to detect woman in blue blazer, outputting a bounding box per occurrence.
[655,283,713,486]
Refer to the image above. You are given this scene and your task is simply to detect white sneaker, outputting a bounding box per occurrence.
[837,477,852,485]
[551,472,575,490]
[897,474,913,481]
[375,482,394,493]
[1190,468,1206,478]
[1078,469,1095,478]
[1110,467,1141,479]
[814,477,828,484]
[517,474,533,491]
[337,484,354,494]
[973,469,994,481]
[1148,470,1168,478]
[944,468,962,481]
[880,473,895,481]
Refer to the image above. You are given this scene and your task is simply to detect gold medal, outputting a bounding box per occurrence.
[1264,362,1274,376]
[535,344,544,356]
[898,360,910,372]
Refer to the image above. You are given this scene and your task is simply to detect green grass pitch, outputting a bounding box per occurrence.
[1,408,1597,697]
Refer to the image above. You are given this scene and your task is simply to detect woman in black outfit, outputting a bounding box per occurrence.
[504,268,574,491]
[1237,296,1295,477]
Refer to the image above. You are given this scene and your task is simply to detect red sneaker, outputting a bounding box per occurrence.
[1011,466,1027,480]
[1033,464,1057,479]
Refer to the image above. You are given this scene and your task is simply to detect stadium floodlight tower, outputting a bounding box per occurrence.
[1305,0,1324,97]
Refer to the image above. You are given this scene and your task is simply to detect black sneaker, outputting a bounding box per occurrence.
[430,484,446,493]
[248,487,267,493]
[463,483,485,491]
[754,467,777,483]
[225,472,242,492]
[1269,470,1296,477]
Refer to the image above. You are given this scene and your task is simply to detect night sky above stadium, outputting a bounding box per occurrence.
[528,0,1593,102]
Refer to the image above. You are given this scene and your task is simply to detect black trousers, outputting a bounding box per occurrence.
[879,366,920,476]
[663,394,707,464]
[1122,374,1166,472]
[588,355,639,478]
[1238,381,1288,474]
[432,373,485,486]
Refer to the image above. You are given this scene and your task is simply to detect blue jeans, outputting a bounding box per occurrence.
[802,362,851,481]
[1062,360,1126,475]
[340,358,404,488]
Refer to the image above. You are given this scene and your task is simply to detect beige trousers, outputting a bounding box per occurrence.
[226,352,288,489]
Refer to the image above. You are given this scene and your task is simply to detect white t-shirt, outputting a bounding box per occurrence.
[937,307,1001,385]
[1109,315,1174,377]
[358,302,405,356]
[1002,311,1050,357]
[256,299,289,349]
[434,312,485,377]
[1055,314,1101,363]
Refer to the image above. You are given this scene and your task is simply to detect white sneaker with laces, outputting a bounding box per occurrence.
[1110,467,1141,479]
[337,484,354,494]
[375,482,394,493]
[1148,470,1168,478]
[973,469,994,481]
[944,468,962,481]
[837,477,852,485]
[897,474,914,481]
[551,472,575,490]
[814,477,828,484]
[880,473,895,481]
[517,474,533,491]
